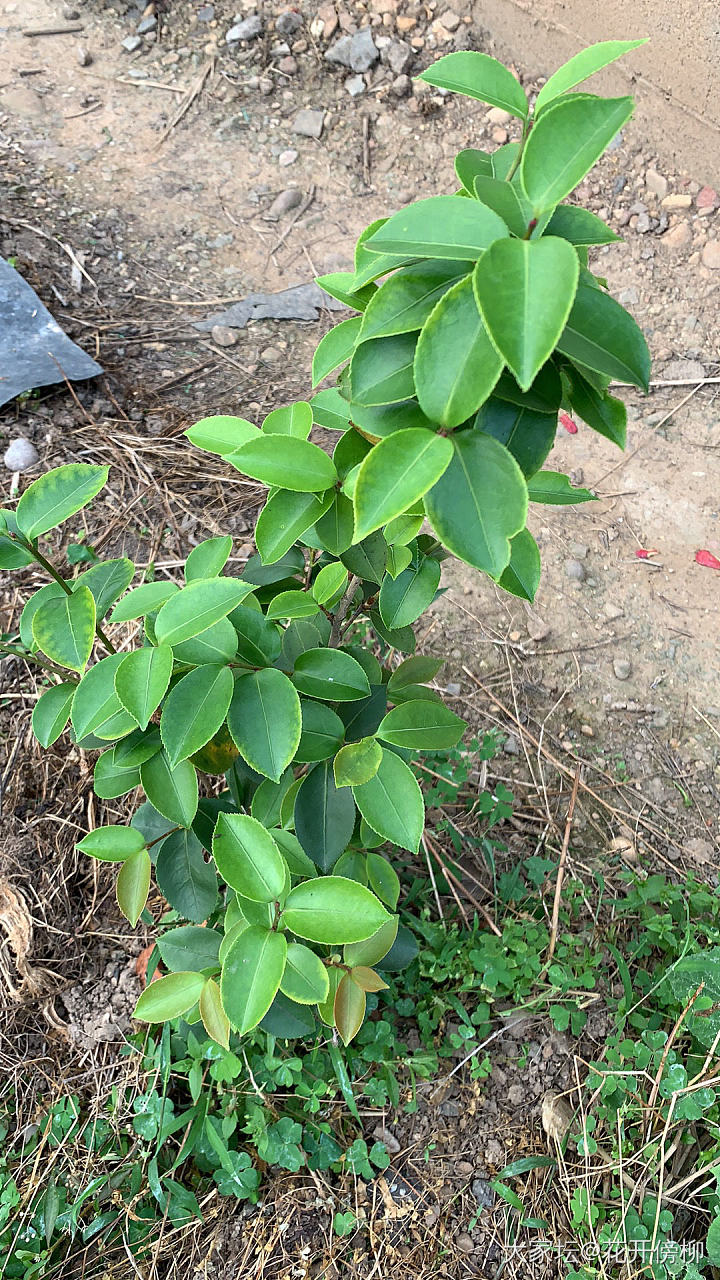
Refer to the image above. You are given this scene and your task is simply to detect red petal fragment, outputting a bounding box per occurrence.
[559,412,578,434]
[695,549,720,570]
[635,548,659,560]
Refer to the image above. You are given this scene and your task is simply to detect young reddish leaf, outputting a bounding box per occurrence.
[559,412,578,434]
[695,549,720,570]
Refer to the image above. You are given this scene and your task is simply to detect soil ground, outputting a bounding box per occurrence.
[1,0,720,1274]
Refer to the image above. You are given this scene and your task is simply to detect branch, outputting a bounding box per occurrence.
[328,575,359,647]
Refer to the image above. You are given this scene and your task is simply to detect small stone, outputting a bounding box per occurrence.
[445,682,461,697]
[580,723,594,738]
[345,74,365,96]
[471,1179,495,1210]
[278,148,298,165]
[292,108,325,138]
[391,73,411,96]
[570,541,588,559]
[663,358,706,381]
[260,346,281,363]
[63,5,80,17]
[325,27,378,72]
[486,106,511,125]
[76,44,92,65]
[456,1233,474,1255]
[491,126,508,145]
[526,613,550,642]
[197,5,215,21]
[122,35,143,51]
[372,1124,401,1155]
[503,734,520,755]
[259,76,274,94]
[396,14,415,29]
[456,1160,474,1176]
[696,185,718,210]
[644,169,667,200]
[542,1091,574,1142]
[276,9,302,35]
[564,558,585,582]
[226,14,263,41]
[267,187,302,218]
[136,14,157,33]
[701,240,720,270]
[3,438,39,471]
[385,38,412,74]
[315,5,338,38]
[278,55,297,73]
[662,222,692,251]
[652,708,670,730]
[661,193,692,210]
[438,8,460,29]
[683,837,713,864]
[613,658,632,681]
[439,1099,460,1117]
[604,601,624,621]
[211,325,238,347]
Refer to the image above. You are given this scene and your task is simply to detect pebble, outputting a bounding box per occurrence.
[276,9,302,35]
[508,1084,524,1105]
[663,358,706,381]
[569,541,588,559]
[122,35,143,52]
[439,9,461,30]
[346,74,365,96]
[3,438,39,471]
[471,1178,495,1210]
[456,1233,475,1254]
[503,734,520,755]
[197,5,215,20]
[564,558,585,582]
[487,106,511,125]
[372,1124,401,1154]
[683,837,713,864]
[226,15,263,42]
[76,44,92,65]
[211,324,238,347]
[136,14,157,33]
[385,38,412,74]
[652,708,670,729]
[267,188,302,218]
[260,346,281,363]
[62,4,80,17]
[696,186,718,210]
[701,240,720,269]
[661,193,692,210]
[438,1099,460,1117]
[278,55,297,74]
[644,169,668,200]
[325,27,379,72]
[491,126,508,144]
[292,107,325,138]
[391,73,411,96]
[662,222,692,250]
[613,658,632,681]
[580,723,594,738]
[278,148,298,165]
[456,1160,474,1176]
[445,682,461,697]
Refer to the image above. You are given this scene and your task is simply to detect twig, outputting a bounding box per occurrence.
[23,24,83,36]
[420,834,444,919]
[154,58,214,148]
[546,763,581,964]
[424,829,501,936]
[64,102,101,120]
[362,114,371,185]
[644,981,704,1139]
[328,575,359,647]
[265,184,316,259]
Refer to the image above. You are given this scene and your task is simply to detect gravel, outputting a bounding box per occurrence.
[3,438,39,471]
[291,108,325,138]
[226,15,263,42]
[325,27,379,73]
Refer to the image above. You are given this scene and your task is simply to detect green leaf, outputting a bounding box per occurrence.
[353,430,452,542]
[556,283,651,390]
[134,971,207,1023]
[109,580,179,623]
[473,237,579,391]
[32,682,75,747]
[114,645,173,731]
[315,493,355,557]
[271,829,317,879]
[212,813,287,902]
[116,846,151,927]
[77,826,146,863]
[379,554,440,629]
[296,701,345,763]
[418,51,529,118]
[347,398,435,441]
[0,509,36,569]
[387,655,443,694]
[255,489,332,564]
[358,261,469,342]
[93,749,141,799]
[313,561,348,606]
[424,430,527,577]
[519,95,635,213]
[199,978,230,1049]
[334,737,383,787]
[707,1215,720,1265]
[32,584,96,674]
[366,195,508,260]
[366,853,400,910]
[185,537,233,583]
[293,649,370,702]
[230,607,280,669]
[369,610,415,655]
[154,578,255,647]
[495,362,563,413]
[71,653,137,742]
[377,700,465,750]
[228,669,301,782]
[141,751,198,827]
[312,316,363,386]
[544,204,621,245]
[156,827,218,920]
[221,925,287,1033]
[265,590,320,620]
[352,217,417,288]
[349,333,417,407]
[280,943,330,1005]
[262,402,313,439]
[282,877,390,944]
[79,558,135,618]
[15,463,108,540]
[455,147,493,194]
[534,39,647,114]
[414,276,504,428]
[473,175,531,238]
[498,528,541,600]
[157,925,221,972]
[334,973,366,1045]
[352,748,424,853]
[184,415,258,455]
[315,271,376,311]
[563,365,626,447]
[160,665,234,768]
[20,583,65,649]
[342,532,387,585]
[294,759,357,872]
[527,470,596,505]
[225,436,337,492]
[344,915,399,966]
[173,619,238,665]
[474,397,556,478]
[310,387,353,432]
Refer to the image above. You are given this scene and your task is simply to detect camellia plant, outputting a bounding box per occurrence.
[3,40,649,1051]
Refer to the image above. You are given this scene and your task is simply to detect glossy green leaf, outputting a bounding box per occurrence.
[498,527,542,600]
[242,546,304,587]
[494,362,563,413]
[344,915,399,967]
[154,578,255,647]
[418,51,529,117]
[563,365,626,447]
[71,653,136,742]
[262,402,313,439]
[379,554,440,630]
[334,973,366,1045]
[114,727,162,768]
[228,669,301,782]
[310,387,353,432]
[314,271,376,311]
[256,489,332,565]
[358,261,469,343]
[366,195,508,260]
[134,971,206,1023]
[225,436,337,492]
[387,655,443,694]
[333,736,382,787]
[213,813,287,902]
[114,645,173,730]
[0,509,36,569]
[229,606,280,668]
[527,470,596,504]
[455,147,493,193]
[140,750,198,827]
[20,583,65,649]
[160,664,234,768]
[353,429,452,542]
[282,877,390,944]
[184,415,258,455]
[185,536,233,583]
[293,649,370,702]
[173,619,238,665]
[116,846,151,927]
[415,276,504,428]
[377,700,465,750]
[352,748,424,853]
[296,701,345,763]
[265,590,320,620]
[280,943,330,1005]
[32,682,75,747]
[156,827,218,920]
[32,585,96,674]
[349,333,417,407]
[473,237,579,391]
[520,95,635,213]
[93,750,141,799]
[474,397,557,478]
[348,398,435,442]
[109,580,178,623]
[369,610,416,655]
[221,925,287,1033]
[341,531,387,585]
[294,759,357,872]
[473,175,531,238]
[79,558,135,619]
[314,493,355,557]
[77,826,146,863]
[15,464,108,540]
[534,39,647,114]
[366,852,400,910]
[424,430,527,577]
[312,561,348,606]
[157,925,221,972]
[544,204,621,245]
[556,283,651,390]
[199,978,230,1049]
[271,829,317,879]
[312,316,363,386]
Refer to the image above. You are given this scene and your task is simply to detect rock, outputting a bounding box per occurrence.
[456,1160,474,1176]
[391,73,411,96]
[267,188,302,219]
[278,148,298,166]
[62,5,80,17]
[278,54,297,73]
[696,186,718,210]
[314,5,338,38]
[325,27,378,72]
[259,76,273,94]
[197,5,215,20]
[226,15,263,42]
[683,837,713,864]
[569,541,589,559]
[503,734,520,755]
[276,9,302,35]
[471,1178,495,1210]
[372,1124,401,1154]
[211,325,238,347]
[137,14,157,33]
[701,240,720,270]
[445,681,461,697]
[564,558,585,582]
[662,222,692,251]
[122,35,143,51]
[645,169,668,200]
[260,346,281,363]
[456,1233,475,1255]
[663,358,706,381]
[526,612,550,642]
[487,106,511,125]
[438,1099,460,1117]
[396,14,416,30]
[3,438,39,471]
[292,108,325,138]
[345,74,365,97]
[661,193,692,210]
[613,658,632,681]
[508,1084,524,1105]
[76,44,92,65]
[580,723,594,738]
[652,708,670,730]
[385,38,412,74]
[439,8,461,30]
[541,1091,574,1142]
[491,126,508,144]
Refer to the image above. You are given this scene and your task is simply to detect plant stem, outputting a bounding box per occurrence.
[505,117,532,182]
[328,575,359,647]
[0,643,79,683]
[24,542,117,656]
